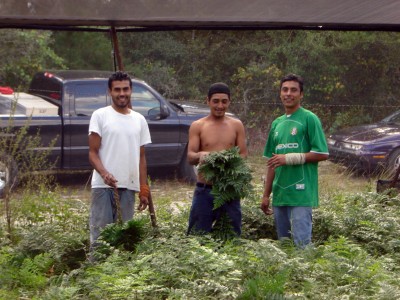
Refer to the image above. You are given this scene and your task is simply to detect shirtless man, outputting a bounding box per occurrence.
[186,82,248,235]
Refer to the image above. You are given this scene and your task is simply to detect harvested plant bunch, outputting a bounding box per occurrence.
[98,218,148,252]
[198,146,253,209]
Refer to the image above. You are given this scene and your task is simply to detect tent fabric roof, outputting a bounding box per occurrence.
[1,0,400,30]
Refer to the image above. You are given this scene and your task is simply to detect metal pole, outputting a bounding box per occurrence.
[110,26,124,71]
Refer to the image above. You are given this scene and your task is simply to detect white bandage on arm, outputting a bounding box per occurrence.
[285,153,306,165]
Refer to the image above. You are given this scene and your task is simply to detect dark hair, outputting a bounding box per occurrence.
[207,82,230,99]
[280,74,304,93]
[108,71,132,89]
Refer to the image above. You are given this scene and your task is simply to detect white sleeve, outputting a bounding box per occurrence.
[140,115,152,146]
[88,110,102,137]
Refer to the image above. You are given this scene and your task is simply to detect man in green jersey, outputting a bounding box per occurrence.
[260,74,329,247]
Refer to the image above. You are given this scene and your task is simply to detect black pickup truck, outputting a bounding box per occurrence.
[0,70,209,190]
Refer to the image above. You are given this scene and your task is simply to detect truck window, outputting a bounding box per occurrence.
[132,84,160,116]
[74,83,108,116]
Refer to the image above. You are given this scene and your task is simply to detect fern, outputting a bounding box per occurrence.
[211,212,237,241]
[198,147,253,209]
[98,217,148,252]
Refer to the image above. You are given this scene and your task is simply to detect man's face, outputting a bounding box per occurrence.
[109,80,132,109]
[207,93,230,118]
[280,80,303,111]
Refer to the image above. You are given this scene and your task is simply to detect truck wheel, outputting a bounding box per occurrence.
[179,150,197,184]
[0,154,18,194]
[386,148,400,179]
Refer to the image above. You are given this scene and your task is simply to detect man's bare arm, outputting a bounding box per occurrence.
[138,145,148,211]
[305,152,329,162]
[88,132,117,187]
[139,146,148,187]
[235,119,248,158]
[260,163,274,215]
[187,121,208,165]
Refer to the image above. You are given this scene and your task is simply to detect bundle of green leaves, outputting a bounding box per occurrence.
[98,218,148,252]
[198,146,253,209]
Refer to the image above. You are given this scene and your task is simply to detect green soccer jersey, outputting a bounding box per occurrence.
[263,107,329,207]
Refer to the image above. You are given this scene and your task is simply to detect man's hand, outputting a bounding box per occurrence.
[137,196,148,211]
[101,172,118,188]
[267,153,286,169]
[260,195,273,215]
[198,151,210,164]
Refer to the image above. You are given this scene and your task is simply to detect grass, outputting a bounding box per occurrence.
[39,152,377,206]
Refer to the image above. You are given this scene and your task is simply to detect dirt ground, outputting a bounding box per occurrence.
[53,158,375,206]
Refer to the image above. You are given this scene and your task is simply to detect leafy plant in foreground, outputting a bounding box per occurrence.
[237,271,291,300]
[0,247,54,291]
[97,217,149,252]
[198,146,253,209]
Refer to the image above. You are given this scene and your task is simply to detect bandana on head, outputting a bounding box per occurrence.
[208,82,230,99]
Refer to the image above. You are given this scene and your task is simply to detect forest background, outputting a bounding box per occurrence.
[2,29,400,149]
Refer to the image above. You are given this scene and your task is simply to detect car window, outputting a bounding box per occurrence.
[388,112,400,124]
[74,83,108,116]
[132,83,160,116]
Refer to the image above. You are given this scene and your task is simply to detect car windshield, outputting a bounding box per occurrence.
[381,111,400,125]
[168,100,184,112]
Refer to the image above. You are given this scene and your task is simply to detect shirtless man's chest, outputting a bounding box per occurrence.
[199,120,237,152]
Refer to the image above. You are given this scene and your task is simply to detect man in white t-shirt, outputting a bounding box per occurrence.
[88,71,151,248]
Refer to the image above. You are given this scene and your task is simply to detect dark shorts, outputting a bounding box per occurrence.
[187,183,242,235]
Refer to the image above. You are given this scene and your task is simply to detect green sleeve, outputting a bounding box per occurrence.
[307,113,329,154]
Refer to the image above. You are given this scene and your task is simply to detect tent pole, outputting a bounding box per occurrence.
[110,26,124,71]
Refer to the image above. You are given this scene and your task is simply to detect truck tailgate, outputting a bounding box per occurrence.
[0,92,58,116]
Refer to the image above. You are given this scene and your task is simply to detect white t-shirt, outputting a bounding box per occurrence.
[89,106,151,191]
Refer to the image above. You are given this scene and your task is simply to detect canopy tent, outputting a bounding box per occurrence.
[1,0,400,31]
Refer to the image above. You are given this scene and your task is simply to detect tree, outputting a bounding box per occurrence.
[0,29,64,89]
[51,31,113,71]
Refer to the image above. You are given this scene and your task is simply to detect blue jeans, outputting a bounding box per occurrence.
[90,188,135,245]
[273,206,313,248]
[187,184,242,235]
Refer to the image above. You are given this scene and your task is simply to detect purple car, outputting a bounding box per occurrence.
[327,110,400,176]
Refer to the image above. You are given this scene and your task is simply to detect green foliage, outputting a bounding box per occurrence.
[0,29,64,89]
[76,235,245,299]
[314,191,400,265]
[241,197,277,240]
[0,247,53,291]
[122,31,195,99]
[10,188,88,273]
[3,29,400,136]
[97,217,149,252]
[231,63,284,147]
[211,212,237,241]
[198,146,253,210]
[119,30,400,136]
[0,158,400,299]
[328,106,373,133]
[238,272,290,300]
[52,31,113,71]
